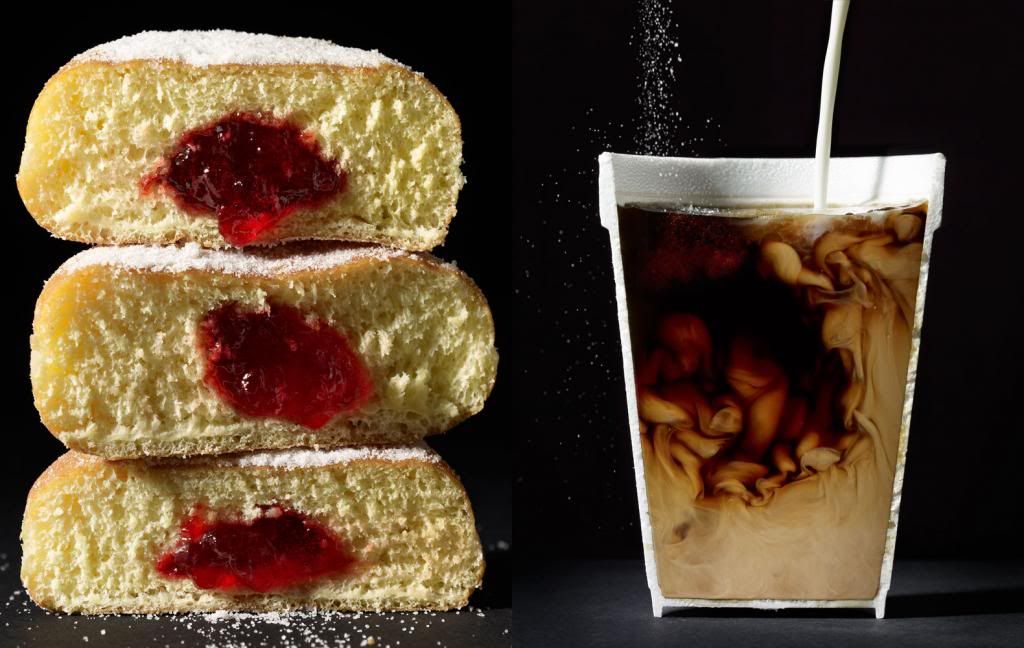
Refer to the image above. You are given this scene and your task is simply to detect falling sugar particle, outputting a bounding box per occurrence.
[634,0,683,155]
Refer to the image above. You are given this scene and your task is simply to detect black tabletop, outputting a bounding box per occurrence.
[0,433,513,648]
[515,559,1024,648]
[0,544,512,648]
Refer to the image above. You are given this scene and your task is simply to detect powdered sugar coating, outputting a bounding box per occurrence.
[58,243,431,278]
[230,443,441,469]
[71,30,402,69]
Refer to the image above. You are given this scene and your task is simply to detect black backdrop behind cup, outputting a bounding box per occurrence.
[2,0,1021,585]
[514,0,1023,561]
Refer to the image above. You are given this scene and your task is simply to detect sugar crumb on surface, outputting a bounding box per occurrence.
[2,588,508,648]
[232,443,442,468]
[59,243,418,278]
[143,443,443,470]
[72,30,402,69]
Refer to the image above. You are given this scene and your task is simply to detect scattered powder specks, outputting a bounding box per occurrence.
[4,564,509,646]
[202,610,291,625]
[633,0,682,155]
[523,0,726,550]
[72,30,401,69]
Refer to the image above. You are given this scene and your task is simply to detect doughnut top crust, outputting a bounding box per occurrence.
[70,30,401,69]
[57,243,431,278]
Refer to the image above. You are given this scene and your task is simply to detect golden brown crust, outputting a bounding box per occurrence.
[28,449,469,496]
[60,430,413,460]
[27,593,477,615]
[25,451,101,503]
[19,220,452,254]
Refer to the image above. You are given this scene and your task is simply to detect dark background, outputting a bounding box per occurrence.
[2,4,516,598]
[515,0,1023,563]
[1,0,1023,643]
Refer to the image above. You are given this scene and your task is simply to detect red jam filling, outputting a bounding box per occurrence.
[198,301,373,429]
[156,505,357,592]
[142,112,346,247]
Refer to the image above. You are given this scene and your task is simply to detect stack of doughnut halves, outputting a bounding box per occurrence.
[18,30,497,614]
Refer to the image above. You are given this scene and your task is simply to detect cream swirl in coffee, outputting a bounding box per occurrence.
[621,202,926,599]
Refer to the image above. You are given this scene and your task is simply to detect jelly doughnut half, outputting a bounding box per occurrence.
[31,244,497,458]
[21,446,483,613]
[18,30,463,250]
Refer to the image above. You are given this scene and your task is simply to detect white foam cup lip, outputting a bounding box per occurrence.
[598,152,945,618]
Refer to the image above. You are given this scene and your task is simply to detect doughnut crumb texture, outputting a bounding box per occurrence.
[31,244,498,458]
[21,448,484,613]
[18,30,463,251]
